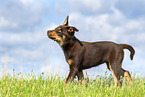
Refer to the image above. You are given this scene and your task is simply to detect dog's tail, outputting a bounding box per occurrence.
[120,44,135,60]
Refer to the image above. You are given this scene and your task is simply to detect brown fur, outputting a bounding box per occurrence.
[47,16,135,86]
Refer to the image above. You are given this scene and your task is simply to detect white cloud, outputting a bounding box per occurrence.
[1,0,145,77]
[0,28,49,66]
[69,7,145,44]
[0,16,19,31]
[55,3,66,14]
[125,19,145,32]
[69,0,115,14]
[0,17,10,27]
[1,55,15,64]
[75,0,102,12]
[70,12,115,41]
[20,0,34,5]
[0,31,45,47]
[47,24,59,30]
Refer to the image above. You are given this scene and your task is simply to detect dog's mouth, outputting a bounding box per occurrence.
[49,36,62,42]
[49,37,56,40]
[48,34,57,40]
[49,37,59,42]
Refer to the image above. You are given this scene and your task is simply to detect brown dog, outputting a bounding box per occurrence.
[47,16,135,86]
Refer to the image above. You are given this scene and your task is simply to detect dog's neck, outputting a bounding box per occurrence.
[61,36,77,50]
[61,36,83,58]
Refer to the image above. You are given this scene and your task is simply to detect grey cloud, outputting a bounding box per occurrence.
[115,0,145,18]
[0,0,49,33]
[69,10,145,46]
[58,0,145,19]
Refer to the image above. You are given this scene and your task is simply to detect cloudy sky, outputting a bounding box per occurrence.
[0,0,145,78]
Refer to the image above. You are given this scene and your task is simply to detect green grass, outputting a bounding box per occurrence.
[0,72,145,97]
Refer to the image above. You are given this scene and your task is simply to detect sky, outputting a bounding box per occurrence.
[0,0,145,78]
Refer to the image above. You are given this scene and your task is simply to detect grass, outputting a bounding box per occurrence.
[0,72,145,97]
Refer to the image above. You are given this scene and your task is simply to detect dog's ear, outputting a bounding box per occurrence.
[63,16,69,26]
[68,26,79,35]
[72,27,79,32]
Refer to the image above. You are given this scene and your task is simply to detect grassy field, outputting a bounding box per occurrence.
[0,72,144,97]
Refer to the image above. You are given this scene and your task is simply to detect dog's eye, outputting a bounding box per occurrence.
[58,28,62,33]
[68,28,74,33]
[68,28,73,32]
[58,30,61,33]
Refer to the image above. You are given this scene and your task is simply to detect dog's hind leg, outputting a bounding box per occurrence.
[107,61,122,86]
[109,63,121,86]
[121,68,133,84]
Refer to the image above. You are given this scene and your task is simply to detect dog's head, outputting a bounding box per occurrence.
[47,16,79,46]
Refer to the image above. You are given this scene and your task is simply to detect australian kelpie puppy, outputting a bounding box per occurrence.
[47,16,135,86]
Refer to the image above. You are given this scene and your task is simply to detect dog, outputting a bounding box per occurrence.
[47,16,135,86]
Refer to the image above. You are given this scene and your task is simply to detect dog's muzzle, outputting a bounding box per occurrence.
[47,30,53,38]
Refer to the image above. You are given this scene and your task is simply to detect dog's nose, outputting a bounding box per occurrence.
[47,30,51,36]
[47,30,50,33]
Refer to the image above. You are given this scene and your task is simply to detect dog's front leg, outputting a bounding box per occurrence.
[65,67,78,83]
[77,70,84,81]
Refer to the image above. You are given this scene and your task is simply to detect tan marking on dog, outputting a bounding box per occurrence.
[63,35,66,40]
[58,28,61,30]
[124,71,133,84]
[67,59,73,65]
[58,28,62,33]
[50,31,63,46]
[68,27,74,33]
[109,64,118,87]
